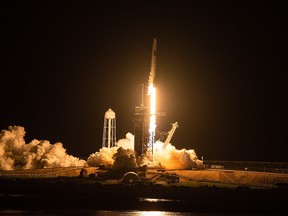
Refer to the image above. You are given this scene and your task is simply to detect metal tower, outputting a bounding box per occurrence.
[134,107,149,156]
[102,108,116,148]
[134,39,165,161]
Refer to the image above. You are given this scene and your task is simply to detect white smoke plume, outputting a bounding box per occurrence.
[87,132,202,170]
[87,132,136,168]
[116,132,134,149]
[0,126,202,171]
[87,146,118,167]
[0,126,86,170]
[152,141,202,169]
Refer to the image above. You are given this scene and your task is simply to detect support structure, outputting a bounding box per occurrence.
[162,122,179,150]
[134,39,165,161]
[134,103,149,157]
[102,108,116,148]
[147,38,157,160]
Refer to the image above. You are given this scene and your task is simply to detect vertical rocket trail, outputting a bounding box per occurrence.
[148,38,157,158]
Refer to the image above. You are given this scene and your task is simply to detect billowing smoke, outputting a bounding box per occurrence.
[87,146,118,167]
[87,132,202,170]
[1,126,202,171]
[87,132,136,169]
[0,126,86,170]
[152,141,202,169]
[112,147,138,170]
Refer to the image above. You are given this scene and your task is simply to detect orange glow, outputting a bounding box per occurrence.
[149,84,156,134]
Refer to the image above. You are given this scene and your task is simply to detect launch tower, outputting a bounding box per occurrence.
[134,38,165,160]
[102,108,116,148]
[134,104,149,157]
[134,84,150,157]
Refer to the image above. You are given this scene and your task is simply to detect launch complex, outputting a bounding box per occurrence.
[101,38,169,162]
[1,39,287,186]
[1,39,288,214]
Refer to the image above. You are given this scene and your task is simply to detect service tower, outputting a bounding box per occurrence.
[134,38,157,160]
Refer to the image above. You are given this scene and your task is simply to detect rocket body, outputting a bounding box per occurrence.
[149,38,157,86]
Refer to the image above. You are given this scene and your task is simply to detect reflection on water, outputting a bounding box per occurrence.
[93,211,190,216]
[137,211,192,216]
[141,211,163,216]
[0,210,267,216]
[139,198,182,202]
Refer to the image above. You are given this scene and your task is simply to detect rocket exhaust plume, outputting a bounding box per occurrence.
[0,126,201,170]
[87,132,136,168]
[148,38,157,159]
[87,132,203,170]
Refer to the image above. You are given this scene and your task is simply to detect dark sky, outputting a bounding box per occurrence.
[1,1,287,161]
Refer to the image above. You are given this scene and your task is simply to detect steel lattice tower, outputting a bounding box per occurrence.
[102,108,116,148]
[134,104,149,157]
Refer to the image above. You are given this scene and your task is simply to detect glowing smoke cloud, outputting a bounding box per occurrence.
[0,126,86,170]
[87,132,202,170]
[0,126,202,170]
[86,146,117,167]
[152,141,202,169]
[87,132,136,168]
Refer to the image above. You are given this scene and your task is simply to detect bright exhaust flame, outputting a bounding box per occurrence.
[148,83,156,150]
[147,38,157,160]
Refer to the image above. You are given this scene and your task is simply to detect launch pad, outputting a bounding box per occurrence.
[1,165,288,189]
[1,169,288,214]
[134,105,150,157]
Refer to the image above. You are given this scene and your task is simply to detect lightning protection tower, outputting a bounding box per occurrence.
[102,108,116,148]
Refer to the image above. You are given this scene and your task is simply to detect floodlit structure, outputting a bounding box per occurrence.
[162,122,179,150]
[102,108,116,148]
[134,38,165,160]
[134,39,157,159]
[134,95,149,157]
[147,38,157,157]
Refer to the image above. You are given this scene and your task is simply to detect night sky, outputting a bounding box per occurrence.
[2,1,287,162]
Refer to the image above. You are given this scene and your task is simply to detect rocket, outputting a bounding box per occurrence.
[147,38,157,156]
[148,38,157,85]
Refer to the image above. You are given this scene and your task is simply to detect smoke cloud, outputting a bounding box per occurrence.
[1,126,202,171]
[0,126,86,170]
[87,132,202,170]
[87,132,136,168]
[152,141,202,169]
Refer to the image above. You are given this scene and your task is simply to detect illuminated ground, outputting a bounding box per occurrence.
[1,167,288,188]
[1,167,288,213]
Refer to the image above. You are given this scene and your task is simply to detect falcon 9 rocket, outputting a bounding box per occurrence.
[147,38,157,158]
